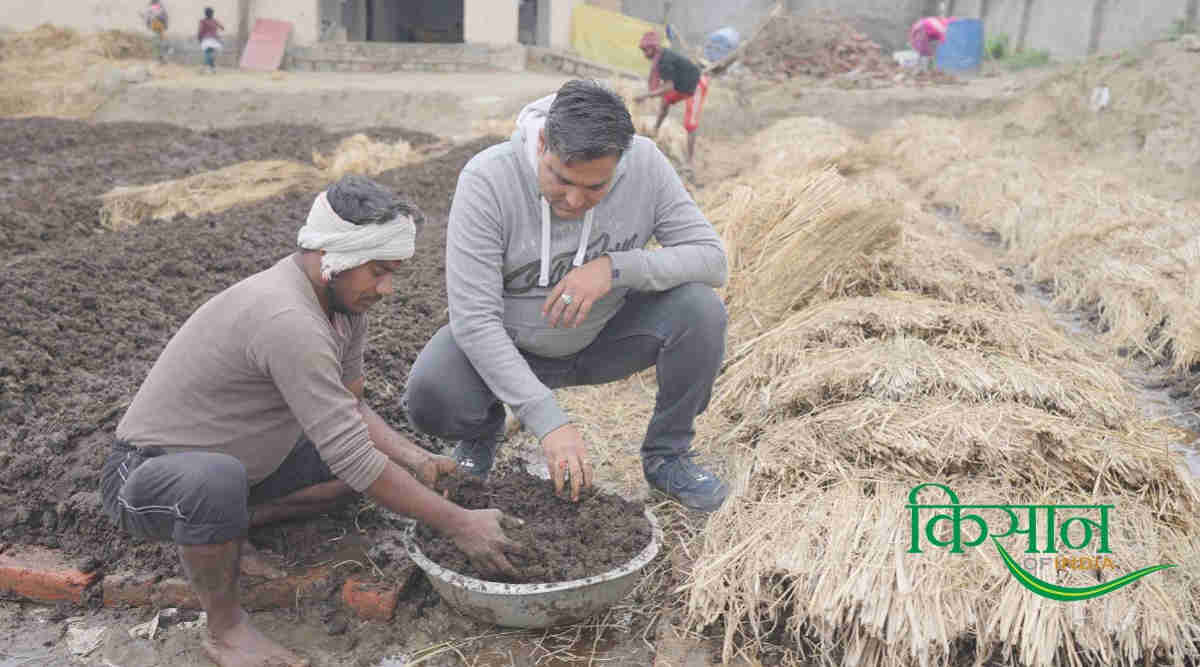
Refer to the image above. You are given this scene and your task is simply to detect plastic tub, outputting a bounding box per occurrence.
[936,18,984,73]
[403,508,662,628]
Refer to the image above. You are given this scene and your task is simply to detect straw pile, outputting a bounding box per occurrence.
[311,133,420,180]
[99,161,326,232]
[668,113,1200,665]
[882,110,1200,371]
[822,233,1025,312]
[702,167,902,340]
[470,117,518,138]
[716,335,1137,428]
[750,117,859,173]
[686,477,1199,667]
[849,42,1200,373]
[947,167,1200,371]
[99,133,444,231]
[0,25,152,118]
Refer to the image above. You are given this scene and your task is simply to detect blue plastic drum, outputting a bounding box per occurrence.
[704,27,741,62]
[935,18,984,73]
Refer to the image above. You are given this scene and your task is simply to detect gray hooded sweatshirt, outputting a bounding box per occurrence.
[446,93,727,440]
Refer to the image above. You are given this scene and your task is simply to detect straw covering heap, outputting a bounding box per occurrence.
[668,104,1200,666]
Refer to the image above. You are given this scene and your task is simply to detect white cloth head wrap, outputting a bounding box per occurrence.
[297,191,416,280]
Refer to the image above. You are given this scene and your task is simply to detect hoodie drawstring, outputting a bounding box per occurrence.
[538,197,595,288]
[539,198,551,287]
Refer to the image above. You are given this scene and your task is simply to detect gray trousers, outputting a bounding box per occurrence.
[404,283,727,465]
[100,436,336,546]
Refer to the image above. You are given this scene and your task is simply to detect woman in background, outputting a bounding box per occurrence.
[909,13,955,70]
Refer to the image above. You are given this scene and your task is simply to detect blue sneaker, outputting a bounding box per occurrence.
[451,424,504,480]
[644,456,729,512]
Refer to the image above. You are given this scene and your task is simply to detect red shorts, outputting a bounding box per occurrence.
[663,75,709,133]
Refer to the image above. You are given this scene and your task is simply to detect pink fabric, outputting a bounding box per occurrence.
[663,76,709,133]
[910,17,950,57]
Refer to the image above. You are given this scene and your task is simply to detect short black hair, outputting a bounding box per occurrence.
[543,79,635,164]
[325,174,425,232]
[204,7,214,18]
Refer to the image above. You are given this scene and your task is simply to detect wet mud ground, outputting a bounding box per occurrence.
[0,118,438,256]
[0,117,674,667]
[0,117,491,577]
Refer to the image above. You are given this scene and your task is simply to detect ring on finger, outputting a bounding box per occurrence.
[560,293,574,305]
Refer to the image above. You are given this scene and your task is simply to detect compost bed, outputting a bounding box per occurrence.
[0,116,500,579]
[0,117,436,256]
[416,468,652,583]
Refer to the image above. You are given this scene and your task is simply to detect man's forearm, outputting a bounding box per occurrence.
[357,401,429,472]
[366,462,469,535]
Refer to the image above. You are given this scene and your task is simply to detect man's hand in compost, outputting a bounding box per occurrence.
[541,424,594,501]
[415,454,461,496]
[447,509,529,579]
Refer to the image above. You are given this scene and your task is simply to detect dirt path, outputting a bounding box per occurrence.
[93,70,574,137]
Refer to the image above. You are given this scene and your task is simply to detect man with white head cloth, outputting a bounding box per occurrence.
[101,175,524,667]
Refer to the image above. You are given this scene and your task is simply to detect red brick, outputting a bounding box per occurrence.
[341,578,399,622]
[0,545,99,603]
[241,569,328,611]
[150,577,200,609]
[102,571,156,608]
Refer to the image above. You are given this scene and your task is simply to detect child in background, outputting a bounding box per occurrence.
[144,0,169,63]
[197,7,225,73]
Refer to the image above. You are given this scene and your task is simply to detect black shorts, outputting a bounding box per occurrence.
[99,437,337,546]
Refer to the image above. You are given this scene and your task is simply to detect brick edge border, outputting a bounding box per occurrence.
[0,544,409,622]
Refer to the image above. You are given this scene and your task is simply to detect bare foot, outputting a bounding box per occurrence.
[202,610,309,667]
[240,543,286,580]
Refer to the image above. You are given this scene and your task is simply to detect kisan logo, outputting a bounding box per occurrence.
[906,483,1174,601]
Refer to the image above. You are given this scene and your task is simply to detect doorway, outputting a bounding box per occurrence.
[339,0,465,43]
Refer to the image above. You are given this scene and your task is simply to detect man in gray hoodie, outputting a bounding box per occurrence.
[405,80,729,512]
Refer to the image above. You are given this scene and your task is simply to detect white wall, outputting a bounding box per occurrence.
[0,0,241,42]
[548,0,582,48]
[464,0,518,44]
[975,0,1190,59]
[1097,0,1189,53]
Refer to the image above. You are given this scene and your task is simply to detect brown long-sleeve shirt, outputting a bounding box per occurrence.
[116,255,388,492]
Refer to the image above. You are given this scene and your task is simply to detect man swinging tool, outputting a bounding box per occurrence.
[634,30,709,171]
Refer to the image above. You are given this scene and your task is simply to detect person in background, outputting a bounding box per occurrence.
[143,0,169,64]
[909,16,952,70]
[633,30,710,172]
[197,7,225,74]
